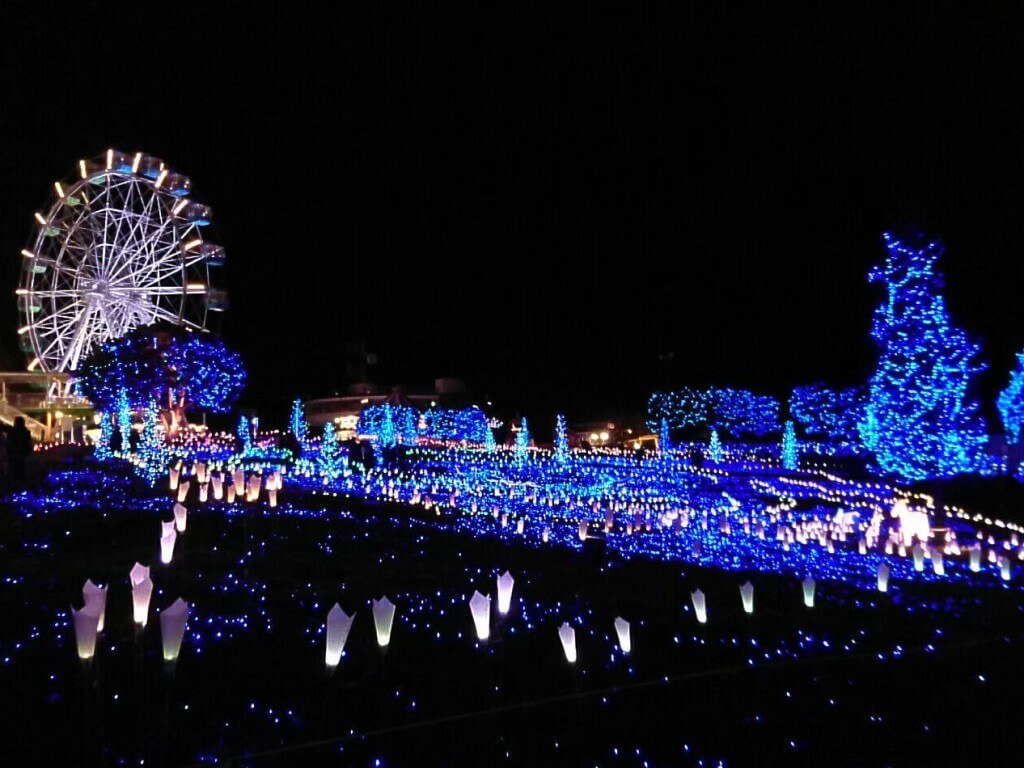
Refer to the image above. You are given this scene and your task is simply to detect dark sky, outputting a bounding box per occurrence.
[2,2,1023,428]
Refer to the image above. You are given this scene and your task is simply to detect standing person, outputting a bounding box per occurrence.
[6,417,33,487]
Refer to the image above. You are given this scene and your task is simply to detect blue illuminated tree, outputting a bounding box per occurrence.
[94,412,113,461]
[237,414,252,454]
[289,399,308,446]
[997,352,1024,446]
[138,400,165,485]
[659,418,673,456]
[708,428,722,463]
[379,405,397,449]
[484,425,497,452]
[859,232,988,480]
[782,420,798,470]
[319,421,344,480]
[116,388,132,453]
[554,414,570,463]
[515,417,530,462]
[400,407,419,446]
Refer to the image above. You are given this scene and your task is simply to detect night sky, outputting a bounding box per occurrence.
[3,3,1023,428]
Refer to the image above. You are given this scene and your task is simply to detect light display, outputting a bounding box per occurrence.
[554,414,569,463]
[708,428,722,463]
[325,604,354,667]
[997,351,1024,446]
[860,231,988,480]
[237,415,252,454]
[117,388,132,453]
[372,597,396,647]
[138,401,165,485]
[318,422,345,480]
[740,581,754,614]
[95,412,114,461]
[557,622,577,663]
[160,598,190,662]
[659,418,673,455]
[515,418,530,461]
[400,408,419,446]
[468,591,491,641]
[782,420,798,470]
[71,604,101,660]
[289,399,308,446]
[789,384,866,449]
[613,616,631,654]
[421,406,490,444]
[647,386,780,437]
[82,579,107,633]
[379,406,397,449]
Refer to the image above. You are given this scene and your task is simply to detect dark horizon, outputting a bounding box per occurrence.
[3,3,1023,429]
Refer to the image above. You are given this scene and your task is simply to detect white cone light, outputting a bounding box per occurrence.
[129,562,150,587]
[691,589,707,624]
[469,591,491,641]
[496,570,514,615]
[740,581,754,614]
[159,598,189,661]
[82,579,108,633]
[133,577,153,626]
[802,577,816,608]
[613,616,631,654]
[177,480,190,503]
[71,604,101,660]
[173,503,187,533]
[877,562,890,592]
[160,530,177,564]
[558,622,577,663]
[325,604,355,667]
[372,596,396,647]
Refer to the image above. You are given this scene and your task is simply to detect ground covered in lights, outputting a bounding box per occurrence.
[1,462,1022,767]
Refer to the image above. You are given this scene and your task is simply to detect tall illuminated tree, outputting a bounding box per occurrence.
[782,420,798,470]
[554,414,570,463]
[138,400,165,485]
[237,415,252,455]
[859,232,988,480]
[94,413,113,461]
[319,421,343,480]
[997,351,1024,446]
[289,399,308,446]
[515,417,530,462]
[400,407,419,446]
[659,418,673,456]
[708,428,722,463]
[379,405,397,449]
[117,388,132,453]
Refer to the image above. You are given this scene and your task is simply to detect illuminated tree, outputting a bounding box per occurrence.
[782,420,798,470]
[484,425,497,451]
[319,421,344,480]
[94,412,113,461]
[400,407,419,446]
[789,384,866,446]
[138,400,165,485]
[117,388,132,453]
[708,428,722,463]
[859,231,988,480]
[515,417,530,462]
[659,418,673,456]
[289,399,308,446]
[648,386,779,437]
[554,414,570,463]
[237,415,252,454]
[997,351,1024,446]
[379,405,397,449]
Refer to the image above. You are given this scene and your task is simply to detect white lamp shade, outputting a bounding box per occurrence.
[802,577,816,608]
[691,589,707,624]
[232,470,245,495]
[877,563,890,592]
[372,597,396,647]
[159,598,190,661]
[129,562,150,587]
[71,604,101,659]
[174,503,188,533]
[496,571,514,615]
[176,480,190,503]
[325,604,354,667]
[469,591,491,641]
[212,475,224,500]
[169,467,180,491]
[82,579,107,633]
[161,520,175,539]
[160,530,177,564]
[558,622,577,663]
[613,616,631,654]
[132,577,153,626]
[199,483,209,503]
[739,581,754,614]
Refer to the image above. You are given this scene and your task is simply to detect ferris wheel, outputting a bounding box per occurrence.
[17,149,228,375]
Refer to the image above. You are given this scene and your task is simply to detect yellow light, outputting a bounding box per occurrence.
[79,160,87,178]
[54,411,63,419]
[590,432,599,442]
[17,326,30,335]
[186,283,206,293]
[106,149,113,169]
[21,249,35,259]
[15,289,28,295]
[172,198,189,215]
[54,182,64,198]
[155,169,168,188]
[34,212,47,226]
[183,238,202,250]
[599,431,609,441]
[27,357,40,371]
[132,152,142,173]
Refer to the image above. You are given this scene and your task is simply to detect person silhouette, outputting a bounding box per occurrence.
[6,417,33,487]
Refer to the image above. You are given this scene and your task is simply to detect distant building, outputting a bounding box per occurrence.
[567,418,656,451]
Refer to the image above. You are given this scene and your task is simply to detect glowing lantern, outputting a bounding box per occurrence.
[212,474,224,500]
[969,546,981,572]
[558,622,577,663]
[739,581,754,614]
[159,598,189,662]
[542,527,550,543]
[613,616,631,654]
[325,604,355,667]
[578,520,588,541]
[132,577,153,626]
[82,580,107,633]
[71,604,101,659]
[372,597,396,647]
[227,484,236,503]
[931,549,944,576]
[232,469,245,496]
[802,577,815,608]
[161,520,175,538]
[877,562,890,592]
[912,544,925,572]
[176,480,190,503]
[199,482,209,503]
[468,591,490,641]
[169,466,180,491]
[690,589,707,624]
[129,562,149,587]
[173,503,187,533]
[496,571,514,615]
[160,530,177,564]
[1000,556,1012,581]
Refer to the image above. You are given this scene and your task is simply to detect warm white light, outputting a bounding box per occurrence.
[79,159,87,178]
[106,149,113,169]
[160,530,177,564]
[159,599,189,661]
[82,580,107,633]
[496,571,514,615]
[132,152,142,173]
[969,546,981,572]
[802,577,816,608]
[325,604,355,667]
[155,169,168,188]
[877,562,890,592]
[20,249,35,259]
[740,581,754,614]
[129,562,150,587]
[691,589,707,624]
[34,212,47,226]
[372,596,396,647]
[169,466,180,491]
[558,622,577,663]
[469,591,490,641]
[184,238,202,250]
[177,480,190,503]
[54,182,64,198]
[173,503,187,533]
[132,577,153,626]
[71,604,101,659]
[172,198,189,215]
[161,520,175,539]
[232,470,245,496]
[613,616,631,654]
[911,543,925,572]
